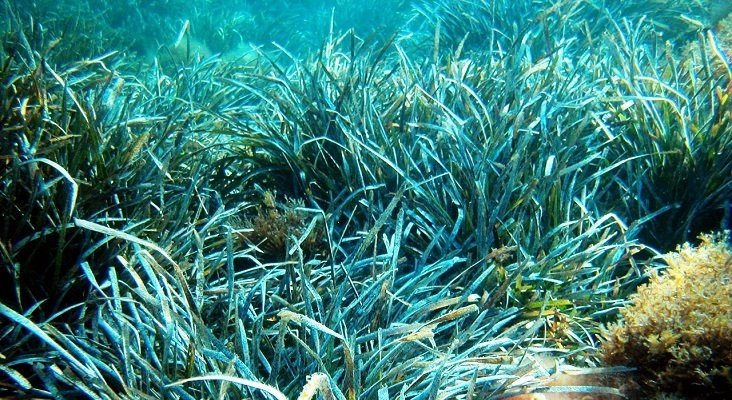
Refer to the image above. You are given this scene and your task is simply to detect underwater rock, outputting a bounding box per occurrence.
[600,233,732,399]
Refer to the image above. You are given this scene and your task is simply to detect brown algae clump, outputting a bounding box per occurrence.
[245,190,324,260]
[601,233,732,398]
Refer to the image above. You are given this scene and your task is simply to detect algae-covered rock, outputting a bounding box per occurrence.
[601,233,732,398]
[716,13,732,57]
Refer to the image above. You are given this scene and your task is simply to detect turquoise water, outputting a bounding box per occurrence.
[8,0,721,62]
[7,0,411,57]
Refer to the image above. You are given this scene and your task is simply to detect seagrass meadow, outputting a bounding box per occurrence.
[1,0,731,399]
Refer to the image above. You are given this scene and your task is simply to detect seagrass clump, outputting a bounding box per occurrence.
[601,233,732,398]
[2,0,732,399]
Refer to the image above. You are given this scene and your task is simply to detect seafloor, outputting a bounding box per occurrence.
[0,1,730,399]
